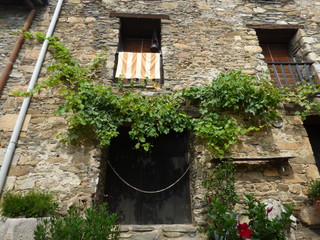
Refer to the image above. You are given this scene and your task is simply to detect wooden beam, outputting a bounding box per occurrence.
[110,12,170,20]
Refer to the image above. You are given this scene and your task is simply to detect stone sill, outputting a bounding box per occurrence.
[247,0,293,3]
[111,83,162,89]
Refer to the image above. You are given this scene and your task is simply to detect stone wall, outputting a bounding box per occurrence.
[0,0,320,235]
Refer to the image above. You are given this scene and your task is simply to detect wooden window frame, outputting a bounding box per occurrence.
[112,14,165,85]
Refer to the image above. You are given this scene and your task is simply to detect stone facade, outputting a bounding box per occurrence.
[1,0,320,238]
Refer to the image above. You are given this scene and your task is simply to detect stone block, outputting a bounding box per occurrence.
[47,157,67,163]
[120,233,132,238]
[72,155,90,164]
[132,226,155,232]
[15,178,35,190]
[67,17,84,23]
[256,183,273,192]
[253,7,266,13]
[263,168,280,177]
[306,165,320,180]
[19,156,40,166]
[275,142,300,150]
[0,114,31,132]
[0,148,5,165]
[59,165,85,174]
[8,166,31,177]
[4,176,16,191]
[283,174,308,184]
[173,43,190,49]
[289,184,301,195]
[302,37,316,44]
[0,218,38,240]
[244,45,262,53]
[24,48,40,59]
[306,52,320,62]
[299,205,320,225]
[164,232,184,238]
[277,183,289,191]
[162,225,196,233]
[291,155,316,165]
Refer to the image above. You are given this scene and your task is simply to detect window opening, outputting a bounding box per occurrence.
[114,18,163,85]
[304,116,320,171]
[104,128,192,224]
[256,29,314,89]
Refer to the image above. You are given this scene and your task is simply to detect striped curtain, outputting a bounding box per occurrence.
[115,52,161,80]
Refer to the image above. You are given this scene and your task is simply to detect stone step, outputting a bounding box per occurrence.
[120,224,205,240]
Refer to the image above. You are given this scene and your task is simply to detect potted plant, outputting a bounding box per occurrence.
[308,178,320,212]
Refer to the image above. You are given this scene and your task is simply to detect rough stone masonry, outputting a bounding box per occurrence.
[0,0,320,238]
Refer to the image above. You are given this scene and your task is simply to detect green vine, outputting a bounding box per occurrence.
[16,32,320,156]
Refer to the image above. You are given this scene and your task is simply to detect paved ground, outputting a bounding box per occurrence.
[296,225,320,240]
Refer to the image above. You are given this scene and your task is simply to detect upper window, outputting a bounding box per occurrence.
[119,18,161,53]
[114,17,163,85]
[256,28,314,89]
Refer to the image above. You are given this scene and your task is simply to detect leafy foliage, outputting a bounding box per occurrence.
[203,161,240,239]
[34,203,119,240]
[203,163,294,240]
[183,71,283,155]
[205,195,241,240]
[243,194,294,240]
[204,161,238,210]
[1,190,55,218]
[284,81,320,120]
[21,32,319,156]
[308,178,320,200]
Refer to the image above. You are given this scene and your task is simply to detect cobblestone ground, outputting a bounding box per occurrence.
[296,225,320,240]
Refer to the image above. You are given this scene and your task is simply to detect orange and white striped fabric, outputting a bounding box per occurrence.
[115,52,161,79]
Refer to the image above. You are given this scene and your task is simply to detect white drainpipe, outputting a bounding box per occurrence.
[0,0,65,195]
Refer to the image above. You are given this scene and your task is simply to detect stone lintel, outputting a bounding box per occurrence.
[247,24,304,29]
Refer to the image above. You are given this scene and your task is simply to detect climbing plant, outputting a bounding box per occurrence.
[17,32,320,156]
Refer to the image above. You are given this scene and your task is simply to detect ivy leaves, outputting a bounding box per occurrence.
[22,33,298,156]
[183,71,282,155]
[121,93,190,151]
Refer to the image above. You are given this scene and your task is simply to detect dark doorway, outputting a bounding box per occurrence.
[104,128,192,224]
[304,115,320,170]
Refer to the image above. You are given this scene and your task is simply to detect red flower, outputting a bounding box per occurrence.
[237,223,253,239]
[267,207,273,213]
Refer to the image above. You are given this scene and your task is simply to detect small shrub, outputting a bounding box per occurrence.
[203,161,240,239]
[34,203,120,240]
[243,194,294,240]
[308,178,320,200]
[1,190,55,218]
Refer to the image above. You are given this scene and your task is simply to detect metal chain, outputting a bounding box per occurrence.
[107,161,190,194]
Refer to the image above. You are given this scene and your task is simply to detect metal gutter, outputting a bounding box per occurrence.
[0,0,64,195]
[0,5,36,94]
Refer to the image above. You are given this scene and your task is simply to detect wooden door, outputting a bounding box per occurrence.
[105,128,192,224]
[123,38,152,53]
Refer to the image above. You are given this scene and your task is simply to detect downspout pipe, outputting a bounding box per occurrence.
[0,7,36,94]
[0,0,64,195]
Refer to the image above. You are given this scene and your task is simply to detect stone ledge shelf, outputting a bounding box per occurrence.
[214,156,296,163]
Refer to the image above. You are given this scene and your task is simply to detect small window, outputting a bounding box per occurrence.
[114,18,163,85]
[256,28,314,89]
[119,18,160,53]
